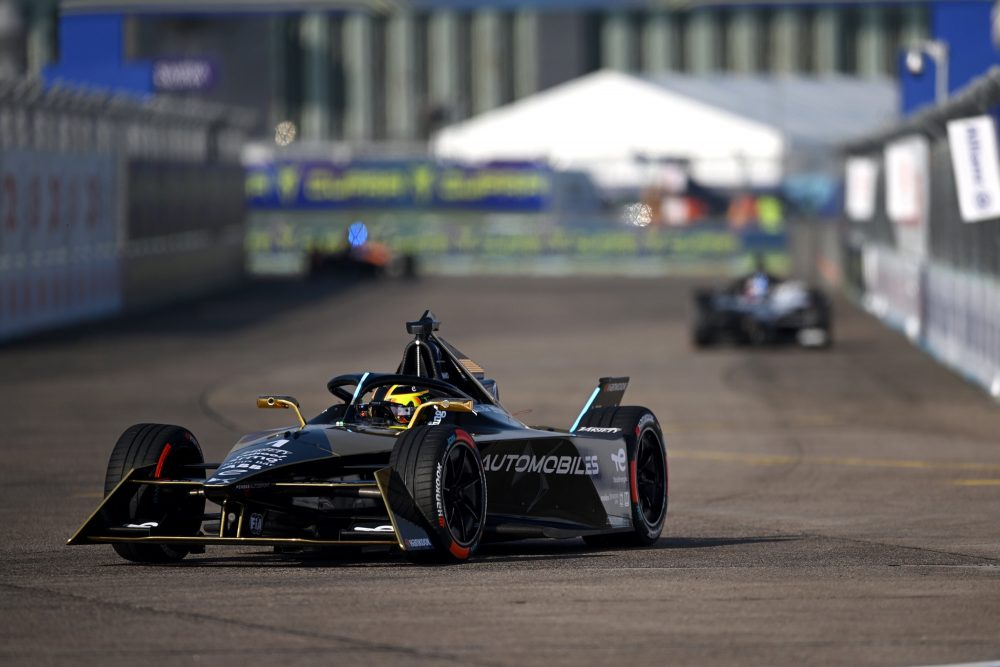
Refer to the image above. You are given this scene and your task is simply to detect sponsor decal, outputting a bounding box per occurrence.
[600,491,631,511]
[406,537,433,550]
[153,59,217,92]
[947,115,1000,223]
[482,453,599,476]
[610,447,627,473]
[577,427,621,434]
[249,513,264,536]
[844,157,878,222]
[234,481,272,490]
[435,462,445,519]
[604,382,628,393]
[269,439,289,448]
[212,447,292,478]
[637,413,656,430]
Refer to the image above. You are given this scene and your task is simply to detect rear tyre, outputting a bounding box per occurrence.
[692,322,716,348]
[390,425,487,562]
[578,407,668,547]
[692,294,717,348]
[103,423,206,563]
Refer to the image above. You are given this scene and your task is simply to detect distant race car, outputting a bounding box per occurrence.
[69,311,668,563]
[692,271,832,348]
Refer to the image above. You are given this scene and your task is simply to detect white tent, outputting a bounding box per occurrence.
[432,69,897,190]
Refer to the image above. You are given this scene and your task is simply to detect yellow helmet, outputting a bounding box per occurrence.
[376,385,429,424]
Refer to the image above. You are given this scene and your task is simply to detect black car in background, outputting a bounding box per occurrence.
[693,271,832,348]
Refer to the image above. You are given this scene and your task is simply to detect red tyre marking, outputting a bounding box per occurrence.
[445,430,478,553]
[154,443,173,479]
[448,542,470,560]
[629,459,639,504]
[453,429,474,448]
[664,453,669,498]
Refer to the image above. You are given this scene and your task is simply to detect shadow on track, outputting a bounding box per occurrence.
[100,535,801,569]
[1,274,366,350]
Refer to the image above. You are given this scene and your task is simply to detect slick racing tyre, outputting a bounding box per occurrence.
[578,407,668,547]
[692,322,716,348]
[103,424,206,563]
[390,425,487,562]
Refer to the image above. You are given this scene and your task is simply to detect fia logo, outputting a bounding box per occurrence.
[249,513,264,536]
[610,447,627,473]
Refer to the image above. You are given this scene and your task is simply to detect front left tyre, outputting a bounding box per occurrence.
[103,423,206,563]
[390,425,487,562]
[578,406,668,547]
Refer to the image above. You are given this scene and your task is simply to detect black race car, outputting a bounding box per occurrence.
[70,311,668,563]
[692,272,832,348]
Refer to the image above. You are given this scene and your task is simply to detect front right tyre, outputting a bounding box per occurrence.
[103,423,206,563]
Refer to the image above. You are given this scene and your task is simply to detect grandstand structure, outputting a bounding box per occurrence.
[0,1,990,143]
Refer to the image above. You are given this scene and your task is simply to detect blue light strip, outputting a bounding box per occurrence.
[350,372,370,405]
[569,386,601,433]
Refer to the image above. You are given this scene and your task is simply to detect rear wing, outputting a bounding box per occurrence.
[569,376,629,432]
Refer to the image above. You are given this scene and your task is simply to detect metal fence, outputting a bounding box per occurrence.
[0,78,254,341]
[842,66,1000,397]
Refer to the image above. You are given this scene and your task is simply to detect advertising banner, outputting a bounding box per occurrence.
[946,114,1000,223]
[844,156,879,222]
[0,150,121,341]
[861,244,922,340]
[884,135,929,259]
[153,59,217,92]
[245,161,552,212]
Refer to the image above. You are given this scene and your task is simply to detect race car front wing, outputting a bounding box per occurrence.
[67,466,436,553]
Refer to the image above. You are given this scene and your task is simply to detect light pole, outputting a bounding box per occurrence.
[905,39,950,105]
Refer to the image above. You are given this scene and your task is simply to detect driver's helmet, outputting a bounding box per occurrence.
[373,384,430,424]
[745,272,770,299]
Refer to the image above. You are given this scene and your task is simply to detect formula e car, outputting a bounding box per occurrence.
[692,271,832,348]
[69,311,668,563]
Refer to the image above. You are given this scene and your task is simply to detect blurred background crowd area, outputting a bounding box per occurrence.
[1,0,1000,395]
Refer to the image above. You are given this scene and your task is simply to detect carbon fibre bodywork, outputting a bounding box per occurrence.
[69,313,661,557]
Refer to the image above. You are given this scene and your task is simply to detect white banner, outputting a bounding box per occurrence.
[884,135,929,259]
[947,115,1000,223]
[845,156,879,221]
[0,150,121,341]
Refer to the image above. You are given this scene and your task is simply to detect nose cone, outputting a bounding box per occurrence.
[205,430,334,486]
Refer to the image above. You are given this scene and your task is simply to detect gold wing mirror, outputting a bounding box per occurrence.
[257,395,306,428]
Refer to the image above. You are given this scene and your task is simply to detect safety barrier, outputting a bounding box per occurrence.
[843,67,1000,398]
[0,79,253,341]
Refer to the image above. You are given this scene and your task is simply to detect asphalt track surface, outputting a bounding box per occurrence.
[2,275,999,667]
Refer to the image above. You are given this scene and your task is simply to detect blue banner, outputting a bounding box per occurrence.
[245,161,552,212]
